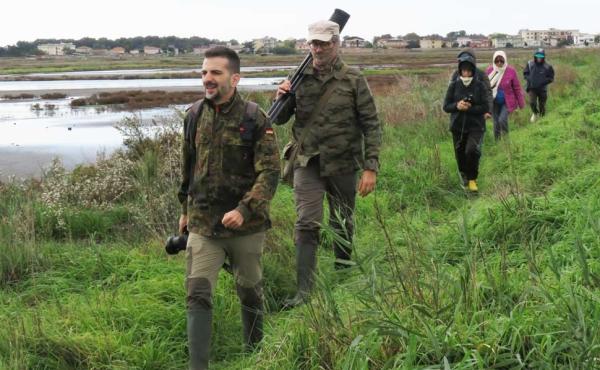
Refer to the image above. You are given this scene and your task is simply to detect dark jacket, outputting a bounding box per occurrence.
[450,49,493,114]
[523,60,554,91]
[444,67,489,133]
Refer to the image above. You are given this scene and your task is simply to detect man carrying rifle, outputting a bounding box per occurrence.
[273,20,382,307]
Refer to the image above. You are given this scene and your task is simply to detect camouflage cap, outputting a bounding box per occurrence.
[308,20,339,42]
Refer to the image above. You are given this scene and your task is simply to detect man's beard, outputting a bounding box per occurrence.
[204,82,230,101]
[312,48,337,71]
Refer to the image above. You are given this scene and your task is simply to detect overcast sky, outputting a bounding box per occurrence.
[1,0,598,46]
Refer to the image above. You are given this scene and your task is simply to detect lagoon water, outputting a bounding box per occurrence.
[0,97,180,179]
[0,72,284,179]
[0,76,282,94]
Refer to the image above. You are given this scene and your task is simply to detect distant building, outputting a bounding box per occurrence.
[253,37,278,54]
[574,33,595,46]
[420,36,446,49]
[75,46,93,55]
[144,46,161,55]
[378,38,407,49]
[228,44,243,53]
[37,43,75,56]
[295,38,309,51]
[129,49,140,55]
[342,36,366,48]
[491,35,525,48]
[167,45,179,56]
[519,28,579,47]
[456,37,472,47]
[110,47,126,55]
[470,37,491,48]
[193,46,209,55]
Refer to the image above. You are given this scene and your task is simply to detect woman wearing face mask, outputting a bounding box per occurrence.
[443,53,489,192]
[485,51,525,140]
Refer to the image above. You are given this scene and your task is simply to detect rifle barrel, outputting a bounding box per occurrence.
[267,9,350,122]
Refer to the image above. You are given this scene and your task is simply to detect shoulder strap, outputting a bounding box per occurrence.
[240,101,260,141]
[185,99,204,148]
[296,64,349,148]
[184,99,204,193]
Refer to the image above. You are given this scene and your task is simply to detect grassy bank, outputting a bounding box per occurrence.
[1,49,599,369]
[0,48,546,75]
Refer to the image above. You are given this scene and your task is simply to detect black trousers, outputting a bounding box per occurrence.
[452,130,484,181]
[528,88,548,116]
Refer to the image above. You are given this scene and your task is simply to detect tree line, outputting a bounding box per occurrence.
[0,36,240,57]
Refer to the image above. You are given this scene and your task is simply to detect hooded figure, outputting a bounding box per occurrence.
[443,54,489,192]
[451,48,494,114]
[485,50,525,139]
[524,48,554,120]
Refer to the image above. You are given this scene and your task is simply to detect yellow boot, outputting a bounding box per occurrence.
[467,180,478,192]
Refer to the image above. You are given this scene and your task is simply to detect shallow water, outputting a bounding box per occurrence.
[0,98,182,179]
[0,77,282,94]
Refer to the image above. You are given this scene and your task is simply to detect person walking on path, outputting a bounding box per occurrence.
[178,46,280,370]
[485,50,525,140]
[274,19,382,307]
[443,52,489,193]
[524,48,554,122]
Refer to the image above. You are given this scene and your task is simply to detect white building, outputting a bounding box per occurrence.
[519,28,579,47]
[38,43,75,56]
[456,37,472,47]
[492,35,525,48]
[144,46,161,55]
[574,33,596,46]
[342,37,366,48]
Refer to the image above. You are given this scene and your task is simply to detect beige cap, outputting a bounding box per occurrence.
[308,20,340,42]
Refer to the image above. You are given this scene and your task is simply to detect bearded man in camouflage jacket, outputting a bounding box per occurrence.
[178,46,280,370]
[274,20,382,307]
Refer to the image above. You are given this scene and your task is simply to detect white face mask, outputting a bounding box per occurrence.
[460,76,473,87]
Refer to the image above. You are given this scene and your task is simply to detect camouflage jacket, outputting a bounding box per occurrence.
[273,57,382,176]
[178,92,280,238]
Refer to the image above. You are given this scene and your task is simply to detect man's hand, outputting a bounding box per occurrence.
[222,210,244,229]
[484,113,492,120]
[179,214,188,234]
[276,80,291,99]
[457,100,471,111]
[358,170,377,197]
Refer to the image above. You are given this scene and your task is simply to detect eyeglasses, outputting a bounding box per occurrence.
[309,40,334,50]
[494,59,505,65]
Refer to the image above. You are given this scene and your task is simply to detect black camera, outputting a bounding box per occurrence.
[463,94,474,104]
[165,227,189,255]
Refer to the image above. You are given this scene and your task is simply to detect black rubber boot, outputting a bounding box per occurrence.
[187,308,212,370]
[237,284,264,351]
[283,240,317,309]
